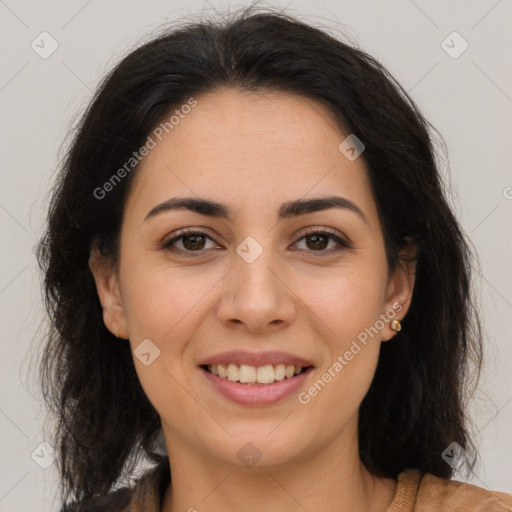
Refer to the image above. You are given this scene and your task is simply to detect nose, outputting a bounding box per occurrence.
[216,245,297,334]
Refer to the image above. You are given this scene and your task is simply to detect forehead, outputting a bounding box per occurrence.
[153,88,347,158]
[124,88,376,223]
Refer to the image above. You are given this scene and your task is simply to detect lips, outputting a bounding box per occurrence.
[200,365,314,405]
[198,350,315,405]
[198,350,315,368]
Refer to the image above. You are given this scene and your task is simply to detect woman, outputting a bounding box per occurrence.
[37,6,512,511]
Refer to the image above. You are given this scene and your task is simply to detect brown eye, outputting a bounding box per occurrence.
[293,228,351,255]
[162,229,217,255]
[304,233,329,250]
[181,233,207,251]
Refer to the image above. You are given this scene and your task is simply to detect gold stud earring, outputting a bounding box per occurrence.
[391,319,401,332]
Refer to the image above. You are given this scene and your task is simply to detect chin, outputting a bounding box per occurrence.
[205,427,311,471]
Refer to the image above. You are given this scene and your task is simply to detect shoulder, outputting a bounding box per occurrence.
[59,458,170,512]
[398,469,512,511]
[59,486,132,512]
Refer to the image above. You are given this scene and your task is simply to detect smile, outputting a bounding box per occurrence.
[200,364,314,406]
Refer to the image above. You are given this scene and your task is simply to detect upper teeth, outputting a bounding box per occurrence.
[208,363,304,385]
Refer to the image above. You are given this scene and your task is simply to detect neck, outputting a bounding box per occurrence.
[160,422,396,512]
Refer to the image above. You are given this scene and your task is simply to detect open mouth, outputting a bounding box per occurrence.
[200,363,314,386]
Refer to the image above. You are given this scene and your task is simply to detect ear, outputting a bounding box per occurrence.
[88,245,129,339]
[381,239,417,342]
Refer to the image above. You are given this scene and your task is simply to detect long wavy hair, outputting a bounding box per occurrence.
[36,4,483,507]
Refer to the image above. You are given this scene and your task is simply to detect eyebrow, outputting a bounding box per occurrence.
[144,195,368,224]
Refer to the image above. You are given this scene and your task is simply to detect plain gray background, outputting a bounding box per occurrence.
[0,0,510,510]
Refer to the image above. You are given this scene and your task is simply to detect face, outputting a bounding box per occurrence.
[90,88,415,471]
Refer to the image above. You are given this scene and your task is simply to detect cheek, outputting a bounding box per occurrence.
[119,263,213,417]
[297,270,385,431]
[120,258,212,341]
[293,263,386,416]
[299,343,380,446]
[299,263,388,347]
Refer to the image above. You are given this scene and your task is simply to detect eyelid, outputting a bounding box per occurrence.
[297,225,343,239]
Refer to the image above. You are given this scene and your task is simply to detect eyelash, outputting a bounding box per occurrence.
[161,227,352,257]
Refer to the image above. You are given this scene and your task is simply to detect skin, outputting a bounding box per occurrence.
[90,88,416,512]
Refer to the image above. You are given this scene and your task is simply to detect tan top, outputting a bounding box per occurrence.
[387,470,512,511]
[68,458,512,511]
